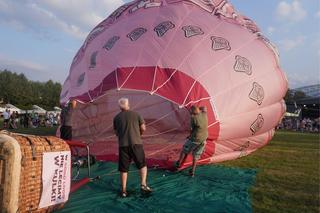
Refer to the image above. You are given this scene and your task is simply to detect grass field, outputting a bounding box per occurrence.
[1,120,319,213]
[0,119,58,136]
[8,125,58,136]
[222,131,320,213]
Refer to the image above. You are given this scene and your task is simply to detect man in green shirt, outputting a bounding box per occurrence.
[113,98,152,197]
[175,105,208,177]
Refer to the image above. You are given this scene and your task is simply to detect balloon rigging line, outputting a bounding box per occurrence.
[85,98,184,148]
[145,108,180,126]
[99,112,187,156]
[182,156,212,166]
[116,88,182,106]
[93,82,103,100]
[145,113,190,156]
[102,94,167,136]
[85,107,186,155]
[142,128,178,137]
[88,93,155,139]
[131,93,155,110]
[208,120,219,128]
[119,5,164,90]
[182,36,258,106]
[183,97,211,107]
[145,139,179,157]
[115,68,119,89]
[87,113,189,160]
[87,90,93,102]
[151,9,194,92]
[84,63,279,141]
[151,21,224,94]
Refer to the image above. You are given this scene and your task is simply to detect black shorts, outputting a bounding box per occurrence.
[60,125,72,140]
[119,144,146,172]
[4,119,9,124]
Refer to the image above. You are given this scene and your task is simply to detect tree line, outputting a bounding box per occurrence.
[0,70,62,110]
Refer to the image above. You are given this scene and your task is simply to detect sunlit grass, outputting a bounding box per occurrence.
[222,131,320,213]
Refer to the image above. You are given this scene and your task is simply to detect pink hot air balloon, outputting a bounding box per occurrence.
[60,0,288,169]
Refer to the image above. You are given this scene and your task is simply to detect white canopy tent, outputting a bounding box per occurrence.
[53,106,62,111]
[4,104,24,114]
[31,105,47,115]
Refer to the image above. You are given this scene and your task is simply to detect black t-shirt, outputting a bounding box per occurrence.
[61,106,73,126]
[113,110,145,147]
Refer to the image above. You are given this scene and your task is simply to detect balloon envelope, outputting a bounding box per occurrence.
[60,0,288,168]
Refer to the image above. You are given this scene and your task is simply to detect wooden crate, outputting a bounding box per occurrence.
[0,131,70,213]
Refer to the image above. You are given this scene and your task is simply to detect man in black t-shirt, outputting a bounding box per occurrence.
[113,98,152,197]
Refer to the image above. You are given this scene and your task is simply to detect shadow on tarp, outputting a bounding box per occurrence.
[56,162,256,213]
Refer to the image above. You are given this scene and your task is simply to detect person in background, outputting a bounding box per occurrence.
[19,113,24,127]
[40,115,46,127]
[175,105,208,177]
[14,111,19,128]
[2,109,10,128]
[55,113,61,125]
[9,111,17,129]
[23,113,29,128]
[60,99,77,140]
[35,113,40,127]
[113,98,152,198]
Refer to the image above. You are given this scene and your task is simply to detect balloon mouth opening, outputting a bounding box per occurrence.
[63,67,218,163]
[70,89,191,160]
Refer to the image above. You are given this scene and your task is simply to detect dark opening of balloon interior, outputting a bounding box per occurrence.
[72,89,190,161]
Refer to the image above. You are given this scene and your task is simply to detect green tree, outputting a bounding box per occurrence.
[284,89,294,103]
[293,91,306,100]
[0,70,62,110]
[284,89,307,104]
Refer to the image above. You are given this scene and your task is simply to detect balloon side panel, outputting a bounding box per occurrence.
[218,100,285,140]
[211,129,274,163]
[200,39,287,118]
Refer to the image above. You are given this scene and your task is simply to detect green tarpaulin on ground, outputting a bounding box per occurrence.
[56,162,256,213]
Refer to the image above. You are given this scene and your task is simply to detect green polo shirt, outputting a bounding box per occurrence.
[190,112,208,143]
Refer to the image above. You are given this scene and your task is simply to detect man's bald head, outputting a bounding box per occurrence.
[118,98,130,111]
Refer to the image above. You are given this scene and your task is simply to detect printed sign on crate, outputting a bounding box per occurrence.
[39,151,71,209]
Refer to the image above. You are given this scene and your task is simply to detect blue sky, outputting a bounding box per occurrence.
[0,0,319,88]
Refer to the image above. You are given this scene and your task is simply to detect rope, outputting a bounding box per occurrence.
[183,97,212,107]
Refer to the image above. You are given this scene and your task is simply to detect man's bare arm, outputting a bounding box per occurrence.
[140,123,146,135]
